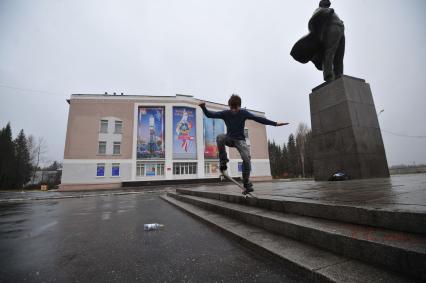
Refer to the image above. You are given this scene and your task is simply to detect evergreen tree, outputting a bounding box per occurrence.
[268,140,282,178]
[281,144,289,177]
[287,134,298,177]
[268,124,314,179]
[0,123,16,189]
[45,161,61,171]
[304,130,314,177]
[13,129,32,189]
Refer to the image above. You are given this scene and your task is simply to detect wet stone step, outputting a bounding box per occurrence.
[161,194,414,283]
[168,192,426,281]
[176,188,426,234]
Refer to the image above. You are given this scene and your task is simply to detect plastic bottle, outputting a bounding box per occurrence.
[144,223,164,231]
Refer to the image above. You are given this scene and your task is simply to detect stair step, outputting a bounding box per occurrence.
[161,194,413,283]
[168,192,426,281]
[176,188,426,234]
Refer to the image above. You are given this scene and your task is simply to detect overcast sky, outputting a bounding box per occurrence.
[0,0,425,166]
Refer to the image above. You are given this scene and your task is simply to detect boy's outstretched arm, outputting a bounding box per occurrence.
[276,122,290,126]
[245,110,289,127]
[198,102,225,119]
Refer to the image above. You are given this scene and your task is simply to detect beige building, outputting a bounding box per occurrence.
[60,94,272,191]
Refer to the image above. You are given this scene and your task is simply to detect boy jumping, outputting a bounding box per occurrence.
[199,94,288,194]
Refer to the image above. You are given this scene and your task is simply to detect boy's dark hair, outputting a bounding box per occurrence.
[228,94,241,109]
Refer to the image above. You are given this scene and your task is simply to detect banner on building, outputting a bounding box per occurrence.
[203,116,225,159]
[173,107,197,159]
[137,107,165,159]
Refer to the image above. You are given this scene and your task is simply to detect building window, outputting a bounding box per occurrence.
[114,121,122,134]
[237,162,251,173]
[136,162,145,177]
[238,162,243,173]
[96,163,105,177]
[112,163,120,177]
[100,120,108,133]
[98,141,107,154]
[113,142,121,155]
[157,163,165,176]
[244,128,251,147]
[205,162,219,174]
[173,162,197,175]
[136,162,165,177]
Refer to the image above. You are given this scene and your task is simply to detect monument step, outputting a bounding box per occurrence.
[161,194,413,283]
[167,192,425,281]
[175,188,426,234]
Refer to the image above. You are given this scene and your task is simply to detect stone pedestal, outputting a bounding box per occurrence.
[310,75,390,181]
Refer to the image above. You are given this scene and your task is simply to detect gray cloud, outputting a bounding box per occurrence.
[0,0,425,165]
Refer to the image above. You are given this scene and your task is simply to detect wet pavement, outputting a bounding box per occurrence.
[0,188,168,203]
[1,174,424,282]
[183,174,426,214]
[0,192,299,283]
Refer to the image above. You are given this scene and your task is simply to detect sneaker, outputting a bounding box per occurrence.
[243,182,254,194]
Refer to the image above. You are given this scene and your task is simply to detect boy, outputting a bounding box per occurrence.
[199,94,288,194]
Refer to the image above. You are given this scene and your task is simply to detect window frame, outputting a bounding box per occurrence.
[100,120,108,134]
[111,163,120,177]
[114,120,123,134]
[244,128,251,146]
[136,161,165,177]
[96,163,106,177]
[136,162,145,177]
[98,141,107,155]
[173,162,197,175]
[244,128,249,139]
[113,142,121,155]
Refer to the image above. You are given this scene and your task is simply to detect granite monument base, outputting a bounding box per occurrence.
[310,75,390,181]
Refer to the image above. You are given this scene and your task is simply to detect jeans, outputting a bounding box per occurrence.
[216,134,251,184]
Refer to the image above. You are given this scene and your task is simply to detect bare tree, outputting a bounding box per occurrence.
[27,135,37,165]
[30,137,48,184]
[296,123,309,178]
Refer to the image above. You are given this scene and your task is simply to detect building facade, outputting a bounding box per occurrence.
[60,94,272,190]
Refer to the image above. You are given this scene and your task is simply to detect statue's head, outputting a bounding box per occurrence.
[319,0,331,8]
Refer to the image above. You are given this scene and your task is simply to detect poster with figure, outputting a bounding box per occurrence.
[173,107,197,159]
[137,107,165,159]
[203,116,225,159]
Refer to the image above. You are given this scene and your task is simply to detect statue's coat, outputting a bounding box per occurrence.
[290,8,336,71]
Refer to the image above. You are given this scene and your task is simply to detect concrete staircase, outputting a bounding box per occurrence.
[161,188,426,282]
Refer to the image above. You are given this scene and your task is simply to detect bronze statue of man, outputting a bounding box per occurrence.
[291,0,345,82]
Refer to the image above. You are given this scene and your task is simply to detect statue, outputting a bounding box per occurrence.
[290,0,345,82]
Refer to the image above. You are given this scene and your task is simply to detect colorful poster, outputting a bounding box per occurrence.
[146,164,156,176]
[137,107,165,159]
[203,116,225,159]
[173,107,197,159]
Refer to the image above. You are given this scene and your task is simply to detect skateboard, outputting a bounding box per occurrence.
[220,171,256,198]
